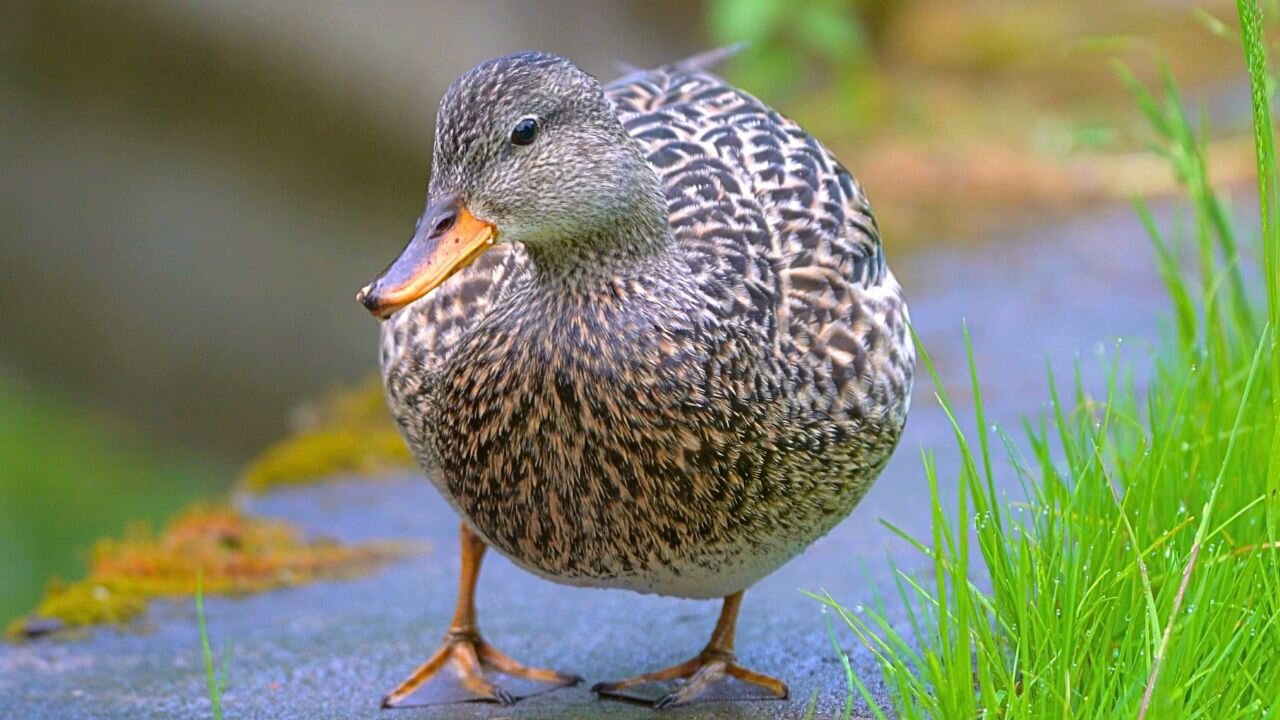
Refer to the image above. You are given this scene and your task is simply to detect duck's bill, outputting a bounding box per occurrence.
[357,202,497,319]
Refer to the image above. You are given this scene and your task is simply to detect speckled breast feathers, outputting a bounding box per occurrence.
[379,59,913,598]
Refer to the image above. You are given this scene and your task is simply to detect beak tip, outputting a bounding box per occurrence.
[356,284,385,317]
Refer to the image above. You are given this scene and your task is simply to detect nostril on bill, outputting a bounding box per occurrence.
[430,211,457,237]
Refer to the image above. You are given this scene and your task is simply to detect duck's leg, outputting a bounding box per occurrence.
[591,591,789,708]
[381,522,581,708]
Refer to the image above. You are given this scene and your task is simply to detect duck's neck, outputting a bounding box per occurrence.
[521,167,674,289]
[522,230,671,291]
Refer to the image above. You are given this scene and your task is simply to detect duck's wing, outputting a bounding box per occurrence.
[606,65,913,427]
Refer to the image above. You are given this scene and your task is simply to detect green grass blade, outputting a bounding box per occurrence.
[196,569,224,720]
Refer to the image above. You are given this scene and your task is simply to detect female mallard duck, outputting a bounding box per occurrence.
[358,50,914,709]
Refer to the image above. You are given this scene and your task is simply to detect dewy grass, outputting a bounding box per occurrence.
[818,4,1280,717]
[1240,0,1280,538]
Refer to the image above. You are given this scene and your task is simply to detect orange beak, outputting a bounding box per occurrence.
[357,196,497,319]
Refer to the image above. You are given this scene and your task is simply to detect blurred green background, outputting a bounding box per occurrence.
[0,0,1251,623]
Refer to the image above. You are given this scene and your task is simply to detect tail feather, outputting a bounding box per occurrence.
[670,43,746,73]
[608,44,745,87]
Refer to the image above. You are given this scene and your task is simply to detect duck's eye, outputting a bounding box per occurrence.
[510,117,539,146]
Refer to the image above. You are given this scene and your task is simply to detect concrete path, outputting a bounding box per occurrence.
[0,204,1174,719]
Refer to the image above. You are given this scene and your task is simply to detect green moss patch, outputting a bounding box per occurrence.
[8,504,406,639]
[240,377,412,492]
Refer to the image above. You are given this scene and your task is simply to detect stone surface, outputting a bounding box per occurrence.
[0,204,1180,718]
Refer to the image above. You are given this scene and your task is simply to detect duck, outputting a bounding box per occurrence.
[356,49,914,709]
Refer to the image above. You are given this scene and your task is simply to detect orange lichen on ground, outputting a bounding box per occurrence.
[7,505,407,638]
[240,376,413,492]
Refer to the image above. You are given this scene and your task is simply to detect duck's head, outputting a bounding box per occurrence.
[357,52,663,319]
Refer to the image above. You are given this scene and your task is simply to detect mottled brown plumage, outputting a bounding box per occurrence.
[367,50,913,708]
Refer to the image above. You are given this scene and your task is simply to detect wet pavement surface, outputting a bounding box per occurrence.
[1,203,1181,718]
